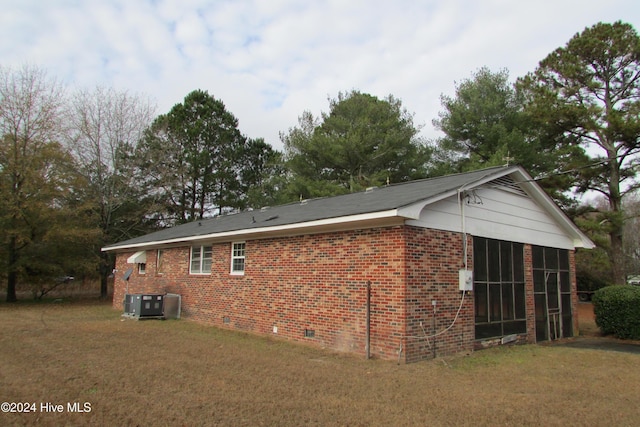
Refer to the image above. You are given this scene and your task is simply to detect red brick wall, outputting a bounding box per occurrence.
[403,226,475,362]
[569,250,579,336]
[524,244,536,343]
[112,226,576,362]
[114,226,409,361]
[114,227,474,361]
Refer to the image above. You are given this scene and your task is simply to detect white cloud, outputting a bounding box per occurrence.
[2,0,640,149]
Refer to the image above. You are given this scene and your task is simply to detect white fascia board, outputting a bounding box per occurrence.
[103,209,402,252]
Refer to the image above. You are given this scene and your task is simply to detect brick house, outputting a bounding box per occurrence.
[103,166,594,363]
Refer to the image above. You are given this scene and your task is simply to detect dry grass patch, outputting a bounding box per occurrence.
[1,300,639,426]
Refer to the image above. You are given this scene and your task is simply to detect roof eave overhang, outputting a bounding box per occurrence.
[102,209,406,252]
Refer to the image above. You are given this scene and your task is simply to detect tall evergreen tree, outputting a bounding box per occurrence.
[518,21,640,284]
[282,91,429,199]
[432,67,586,207]
[137,90,248,224]
[240,137,287,209]
[433,68,526,171]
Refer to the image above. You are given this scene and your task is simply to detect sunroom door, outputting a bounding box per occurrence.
[533,247,572,342]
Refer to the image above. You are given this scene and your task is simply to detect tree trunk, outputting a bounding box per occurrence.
[610,230,626,285]
[6,236,18,302]
[100,272,109,300]
[99,252,111,300]
[608,155,625,285]
[6,272,17,303]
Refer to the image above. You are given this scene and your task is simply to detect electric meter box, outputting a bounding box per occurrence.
[459,270,473,291]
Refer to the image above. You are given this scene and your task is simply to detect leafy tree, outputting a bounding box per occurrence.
[0,65,76,302]
[66,86,157,298]
[137,90,249,223]
[18,147,99,299]
[282,91,430,199]
[518,21,640,284]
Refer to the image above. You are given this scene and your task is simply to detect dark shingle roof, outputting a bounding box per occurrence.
[104,166,512,250]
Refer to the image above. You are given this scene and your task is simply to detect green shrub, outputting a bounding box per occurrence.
[592,285,640,339]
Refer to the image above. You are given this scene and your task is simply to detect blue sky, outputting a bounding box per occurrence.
[2,0,640,150]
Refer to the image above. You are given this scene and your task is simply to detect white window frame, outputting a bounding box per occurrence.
[138,263,146,275]
[190,245,212,275]
[230,242,246,275]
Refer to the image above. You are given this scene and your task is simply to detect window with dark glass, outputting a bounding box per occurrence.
[474,237,526,340]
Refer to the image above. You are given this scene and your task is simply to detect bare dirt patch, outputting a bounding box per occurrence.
[577,301,601,336]
[1,300,640,426]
